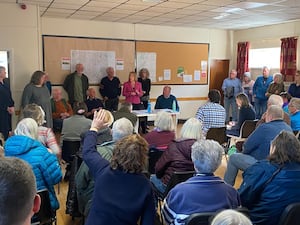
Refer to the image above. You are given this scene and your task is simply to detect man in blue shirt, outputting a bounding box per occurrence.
[222,69,242,123]
[155,85,179,111]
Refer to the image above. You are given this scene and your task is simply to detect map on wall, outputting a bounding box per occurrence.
[137,52,157,82]
[71,50,116,84]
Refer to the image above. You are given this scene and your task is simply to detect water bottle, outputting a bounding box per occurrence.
[147,101,151,113]
[172,100,176,112]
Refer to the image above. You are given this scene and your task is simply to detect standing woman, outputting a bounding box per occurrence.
[0,66,14,140]
[288,70,300,98]
[21,70,53,128]
[122,72,143,110]
[138,68,151,109]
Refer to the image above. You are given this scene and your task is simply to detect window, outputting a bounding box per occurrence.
[249,47,280,69]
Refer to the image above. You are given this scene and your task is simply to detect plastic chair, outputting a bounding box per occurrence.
[227,120,258,140]
[278,202,300,225]
[62,140,81,164]
[148,148,164,174]
[185,207,249,225]
[206,127,229,160]
[31,189,57,225]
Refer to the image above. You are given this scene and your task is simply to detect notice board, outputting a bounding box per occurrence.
[136,41,209,85]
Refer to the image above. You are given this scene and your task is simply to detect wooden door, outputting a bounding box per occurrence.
[209,59,230,105]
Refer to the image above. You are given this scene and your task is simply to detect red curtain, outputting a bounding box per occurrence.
[280,37,297,82]
[236,42,250,79]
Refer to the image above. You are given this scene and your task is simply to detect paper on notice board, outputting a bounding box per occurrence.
[183,74,192,82]
[116,59,124,70]
[201,60,207,71]
[158,76,163,81]
[194,70,201,80]
[164,69,171,80]
[61,57,71,70]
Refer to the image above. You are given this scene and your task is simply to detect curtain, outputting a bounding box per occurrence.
[236,42,250,79]
[280,37,297,82]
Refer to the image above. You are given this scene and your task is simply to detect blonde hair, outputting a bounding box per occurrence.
[22,103,45,126]
[180,118,203,140]
[14,118,38,140]
[154,111,174,131]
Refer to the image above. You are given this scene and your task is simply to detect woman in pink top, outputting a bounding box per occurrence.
[122,72,143,110]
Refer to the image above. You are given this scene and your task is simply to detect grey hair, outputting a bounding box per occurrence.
[191,139,223,173]
[268,94,283,107]
[180,118,203,140]
[273,73,283,82]
[263,66,270,71]
[267,105,284,120]
[290,97,300,110]
[0,157,37,225]
[14,118,38,140]
[112,118,133,141]
[154,111,174,131]
[211,209,252,225]
[0,66,5,73]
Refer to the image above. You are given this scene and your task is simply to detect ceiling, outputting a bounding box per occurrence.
[4,0,300,30]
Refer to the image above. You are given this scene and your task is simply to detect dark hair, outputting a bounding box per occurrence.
[138,68,150,78]
[208,89,221,103]
[73,102,88,115]
[30,70,45,85]
[269,131,300,165]
[110,134,148,173]
[236,93,250,107]
[280,92,292,101]
[119,102,132,112]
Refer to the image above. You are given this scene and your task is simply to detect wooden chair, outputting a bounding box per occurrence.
[278,202,300,225]
[31,189,57,225]
[206,127,227,145]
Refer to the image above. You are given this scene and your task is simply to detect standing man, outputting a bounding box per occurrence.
[253,66,273,119]
[99,67,121,112]
[63,63,89,106]
[222,69,242,123]
[0,66,14,140]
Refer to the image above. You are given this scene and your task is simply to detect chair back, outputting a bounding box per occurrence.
[31,189,56,225]
[206,127,227,145]
[278,202,300,225]
[62,140,81,163]
[164,171,195,197]
[148,148,164,174]
[185,207,249,225]
[240,120,257,138]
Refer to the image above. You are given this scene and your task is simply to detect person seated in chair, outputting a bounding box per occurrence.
[151,118,203,194]
[239,131,300,225]
[0,157,41,225]
[112,102,137,127]
[76,118,133,217]
[4,118,62,211]
[144,111,175,151]
[85,87,104,119]
[51,88,73,132]
[154,85,179,111]
[162,139,241,225]
[224,105,292,186]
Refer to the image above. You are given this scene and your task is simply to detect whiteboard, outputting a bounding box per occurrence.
[71,50,116,84]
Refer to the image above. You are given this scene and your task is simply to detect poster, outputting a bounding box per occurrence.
[194,70,201,80]
[183,74,192,82]
[177,66,184,77]
[61,57,71,70]
[116,59,124,70]
[164,69,171,80]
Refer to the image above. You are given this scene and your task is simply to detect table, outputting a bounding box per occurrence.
[132,109,180,134]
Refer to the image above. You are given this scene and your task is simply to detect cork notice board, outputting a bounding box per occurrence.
[42,35,135,85]
[136,41,209,85]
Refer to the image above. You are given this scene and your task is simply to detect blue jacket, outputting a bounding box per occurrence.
[253,76,273,100]
[162,175,241,225]
[243,120,292,160]
[4,135,62,210]
[83,131,155,225]
[239,160,300,225]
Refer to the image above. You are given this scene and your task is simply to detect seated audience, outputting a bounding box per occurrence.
[151,118,203,193]
[22,103,61,155]
[85,87,104,119]
[239,131,300,225]
[144,111,175,150]
[280,91,291,113]
[162,139,241,225]
[227,93,255,136]
[0,157,41,225]
[288,97,300,131]
[76,118,133,217]
[112,102,137,127]
[211,209,252,225]
[155,85,179,111]
[224,105,292,186]
[288,70,300,98]
[256,94,290,127]
[265,73,285,97]
[82,110,155,225]
[195,89,226,136]
[51,88,73,132]
[4,118,62,211]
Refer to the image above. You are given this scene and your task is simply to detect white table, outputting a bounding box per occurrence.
[132,109,180,134]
